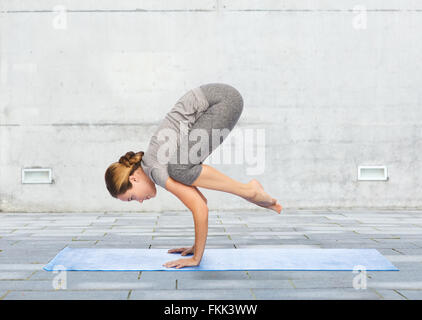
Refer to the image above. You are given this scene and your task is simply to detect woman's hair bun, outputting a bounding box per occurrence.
[118,151,144,168]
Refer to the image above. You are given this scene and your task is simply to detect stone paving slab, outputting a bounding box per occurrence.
[129,289,255,300]
[177,279,294,289]
[58,241,98,248]
[3,236,76,242]
[391,248,422,255]
[71,280,174,290]
[0,264,44,271]
[385,255,422,262]
[366,270,422,282]
[3,290,130,300]
[140,271,250,281]
[368,282,422,290]
[251,288,380,300]
[0,251,62,263]
[93,241,151,248]
[30,270,141,281]
[14,274,175,290]
[375,248,403,255]
[319,242,419,249]
[0,271,35,280]
[290,278,357,289]
[0,280,62,291]
[372,289,407,300]
[396,290,422,300]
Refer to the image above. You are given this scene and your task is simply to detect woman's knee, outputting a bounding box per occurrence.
[201,83,244,114]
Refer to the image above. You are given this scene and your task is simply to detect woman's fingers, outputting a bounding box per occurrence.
[168,247,190,253]
[168,246,194,257]
[163,257,200,269]
[181,248,193,256]
[168,248,183,253]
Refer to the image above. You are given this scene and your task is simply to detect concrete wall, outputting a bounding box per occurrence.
[1,0,421,212]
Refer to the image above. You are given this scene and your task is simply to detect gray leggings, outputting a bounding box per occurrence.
[167,83,244,185]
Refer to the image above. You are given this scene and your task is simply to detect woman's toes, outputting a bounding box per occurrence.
[258,191,275,206]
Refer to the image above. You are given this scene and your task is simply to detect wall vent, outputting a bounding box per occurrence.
[21,168,52,184]
[358,166,388,181]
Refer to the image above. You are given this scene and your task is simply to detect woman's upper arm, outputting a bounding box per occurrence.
[165,177,208,212]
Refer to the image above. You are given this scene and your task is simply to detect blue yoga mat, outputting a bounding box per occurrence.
[43,247,398,271]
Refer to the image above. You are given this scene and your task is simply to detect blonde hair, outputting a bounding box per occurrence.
[105,151,144,198]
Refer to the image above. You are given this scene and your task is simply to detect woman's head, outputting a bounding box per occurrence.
[105,151,156,204]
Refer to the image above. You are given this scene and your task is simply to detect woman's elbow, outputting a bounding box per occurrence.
[193,206,208,223]
[194,202,208,215]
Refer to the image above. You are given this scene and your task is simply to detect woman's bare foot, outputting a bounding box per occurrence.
[267,201,283,214]
[244,179,278,209]
[251,199,283,214]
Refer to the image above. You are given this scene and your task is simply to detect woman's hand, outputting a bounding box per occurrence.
[163,257,200,269]
[168,246,195,256]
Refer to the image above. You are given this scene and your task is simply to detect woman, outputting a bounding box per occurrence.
[105,83,282,269]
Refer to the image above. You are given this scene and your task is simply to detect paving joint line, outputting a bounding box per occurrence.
[0,290,10,300]
[371,288,384,299]
[288,279,297,289]
[394,289,408,300]
[249,288,257,300]
[392,248,405,255]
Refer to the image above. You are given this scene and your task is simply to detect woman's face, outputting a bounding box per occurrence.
[117,168,157,204]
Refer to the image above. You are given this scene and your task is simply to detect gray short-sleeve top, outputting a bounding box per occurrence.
[140,86,209,189]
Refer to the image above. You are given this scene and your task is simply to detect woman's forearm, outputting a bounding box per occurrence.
[164,177,209,264]
[192,206,208,263]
